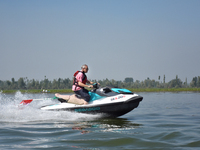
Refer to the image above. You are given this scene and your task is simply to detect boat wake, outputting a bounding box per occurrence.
[0,91,101,123]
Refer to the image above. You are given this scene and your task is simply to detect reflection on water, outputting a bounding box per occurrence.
[69,118,142,134]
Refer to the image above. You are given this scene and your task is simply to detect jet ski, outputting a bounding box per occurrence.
[40,84,143,117]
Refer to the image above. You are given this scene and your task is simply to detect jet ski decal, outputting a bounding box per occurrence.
[75,107,100,112]
[111,88,133,94]
[110,95,126,101]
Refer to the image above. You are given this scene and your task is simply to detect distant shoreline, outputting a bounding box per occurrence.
[1,88,200,94]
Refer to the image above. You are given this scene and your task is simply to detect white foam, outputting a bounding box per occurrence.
[0,91,100,123]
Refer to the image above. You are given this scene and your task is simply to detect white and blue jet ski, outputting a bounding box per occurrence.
[41,85,143,117]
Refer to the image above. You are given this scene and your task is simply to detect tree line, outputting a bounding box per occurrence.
[0,75,200,90]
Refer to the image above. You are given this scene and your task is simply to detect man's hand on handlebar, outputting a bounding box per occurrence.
[88,85,93,88]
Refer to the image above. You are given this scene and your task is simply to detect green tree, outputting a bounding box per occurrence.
[190,77,197,87]
[163,75,165,84]
[30,79,36,89]
[63,78,71,88]
[124,77,133,83]
[6,80,12,89]
[168,77,182,88]
[0,80,4,90]
[18,78,26,89]
[183,78,188,87]
[197,76,200,87]
[11,78,18,89]
[133,80,140,88]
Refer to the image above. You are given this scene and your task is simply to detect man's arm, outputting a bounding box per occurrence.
[87,80,94,84]
[78,81,93,88]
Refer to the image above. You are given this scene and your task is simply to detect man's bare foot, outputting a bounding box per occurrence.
[83,101,88,105]
[55,93,60,97]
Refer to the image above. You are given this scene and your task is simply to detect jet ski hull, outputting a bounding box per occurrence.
[41,95,143,117]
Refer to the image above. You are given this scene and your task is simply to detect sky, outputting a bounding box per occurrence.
[1,0,200,83]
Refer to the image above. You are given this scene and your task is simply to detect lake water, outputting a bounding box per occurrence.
[0,91,200,149]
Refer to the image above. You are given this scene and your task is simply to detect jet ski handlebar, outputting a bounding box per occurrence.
[92,83,99,89]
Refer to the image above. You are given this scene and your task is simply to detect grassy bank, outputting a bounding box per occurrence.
[1,88,200,94]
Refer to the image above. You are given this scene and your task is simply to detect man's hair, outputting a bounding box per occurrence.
[81,64,88,69]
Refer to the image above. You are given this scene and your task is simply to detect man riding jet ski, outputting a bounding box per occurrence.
[20,64,143,117]
[70,64,100,105]
[41,84,143,117]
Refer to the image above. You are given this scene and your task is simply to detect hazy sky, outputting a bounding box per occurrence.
[1,0,200,83]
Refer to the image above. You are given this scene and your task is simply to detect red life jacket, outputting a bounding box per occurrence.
[73,71,87,88]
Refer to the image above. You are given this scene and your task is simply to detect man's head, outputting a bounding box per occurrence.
[81,64,89,73]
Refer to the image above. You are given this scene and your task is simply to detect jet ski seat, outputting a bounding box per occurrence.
[103,87,112,93]
[95,87,118,97]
